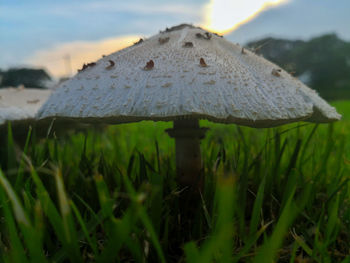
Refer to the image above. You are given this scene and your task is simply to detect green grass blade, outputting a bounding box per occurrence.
[15,126,32,191]
[28,164,65,240]
[249,176,266,237]
[233,221,273,262]
[7,122,17,173]
[28,162,84,262]
[325,194,340,244]
[54,168,83,263]
[0,169,47,263]
[148,170,163,236]
[184,241,200,262]
[94,174,113,218]
[253,188,297,263]
[0,170,30,226]
[123,174,166,263]
[0,181,28,263]
[188,175,236,263]
[299,124,319,164]
[70,201,98,255]
[280,139,301,210]
[291,230,313,256]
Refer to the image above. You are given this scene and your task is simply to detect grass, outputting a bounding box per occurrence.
[0,101,349,262]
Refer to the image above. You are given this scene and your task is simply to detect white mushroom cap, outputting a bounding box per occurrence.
[0,87,51,125]
[37,24,341,128]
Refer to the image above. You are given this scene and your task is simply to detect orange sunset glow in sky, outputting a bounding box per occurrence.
[27,0,290,77]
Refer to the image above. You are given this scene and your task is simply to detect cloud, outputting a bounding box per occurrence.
[82,1,203,18]
[3,0,349,73]
[0,0,205,71]
[26,35,141,78]
[226,0,350,43]
[202,0,290,34]
[0,1,203,20]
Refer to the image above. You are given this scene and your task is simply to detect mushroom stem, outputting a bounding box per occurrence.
[166,119,208,192]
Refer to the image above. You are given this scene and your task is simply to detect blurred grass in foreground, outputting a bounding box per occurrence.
[0,101,349,262]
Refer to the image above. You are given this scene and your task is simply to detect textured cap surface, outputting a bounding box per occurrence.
[37,24,341,127]
[0,87,52,125]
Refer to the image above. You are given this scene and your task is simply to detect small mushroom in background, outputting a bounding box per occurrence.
[37,24,341,198]
[0,87,52,168]
[0,87,52,129]
[0,87,103,168]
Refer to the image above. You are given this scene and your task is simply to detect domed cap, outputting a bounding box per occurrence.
[0,87,51,125]
[37,24,341,127]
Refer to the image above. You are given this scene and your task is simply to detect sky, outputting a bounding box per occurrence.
[1,0,349,78]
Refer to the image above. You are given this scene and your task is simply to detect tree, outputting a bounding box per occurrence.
[0,68,51,89]
[247,34,350,100]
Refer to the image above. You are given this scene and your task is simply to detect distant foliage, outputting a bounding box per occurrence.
[0,68,51,89]
[247,34,350,100]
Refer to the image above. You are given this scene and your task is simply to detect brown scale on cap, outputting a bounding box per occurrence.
[199,58,208,67]
[271,69,282,77]
[78,62,96,72]
[158,37,170,44]
[134,38,144,45]
[196,32,212,40]
[160,24,196,33]
[26,99,40,104]
[105,60,115,70]
[144,60,154,70]
[183,42,194,48]
[213,32,223,38]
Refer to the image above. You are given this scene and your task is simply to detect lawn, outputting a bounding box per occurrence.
[0,101,349,262]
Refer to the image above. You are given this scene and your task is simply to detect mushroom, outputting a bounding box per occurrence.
[0,87,98,150]
[0,87,52,167]
[37,24,341,194]
[0,87,52,127]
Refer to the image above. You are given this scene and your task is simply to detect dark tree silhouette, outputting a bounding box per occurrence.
[0,68,51,89]
[247,34,350,100]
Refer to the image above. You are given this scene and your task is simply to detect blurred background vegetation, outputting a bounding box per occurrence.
[247,34,350,101]
[0,68,51,90]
